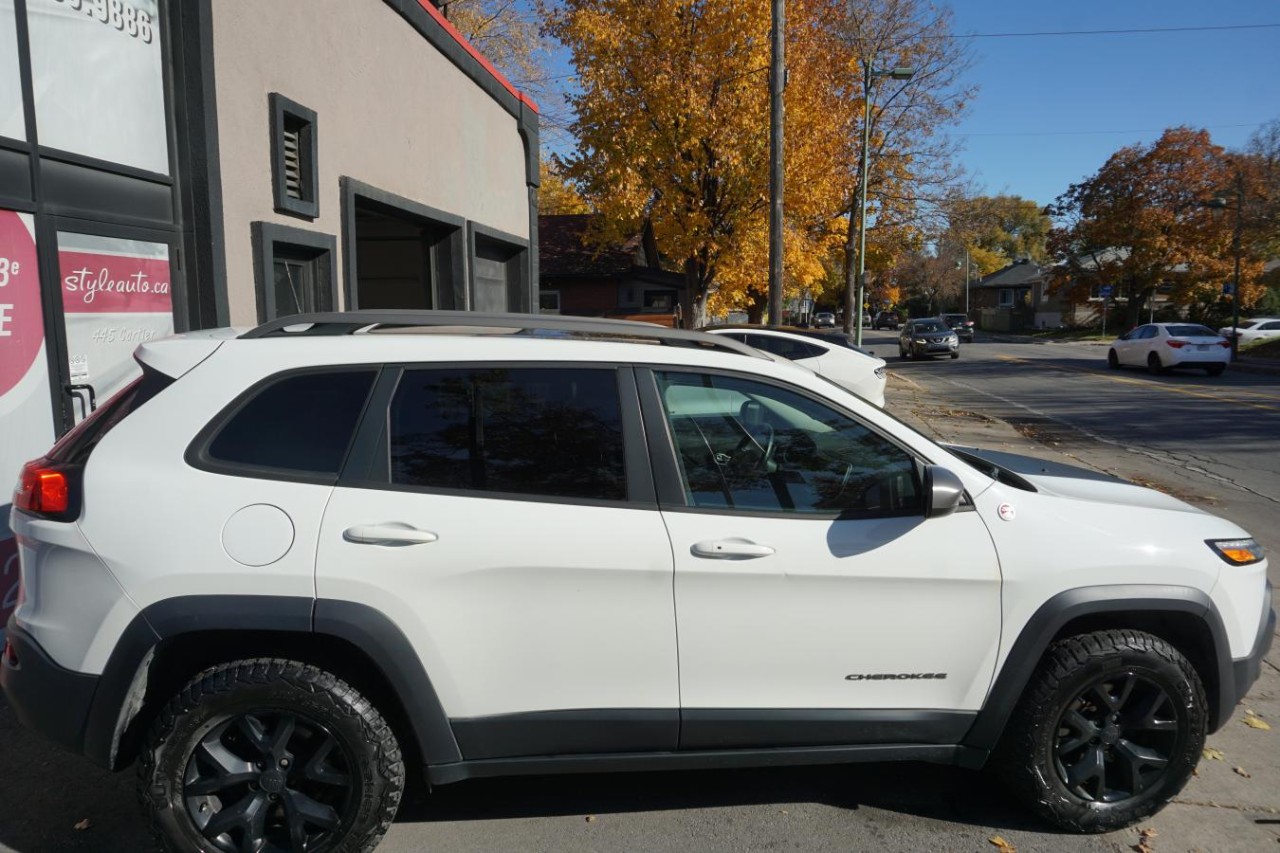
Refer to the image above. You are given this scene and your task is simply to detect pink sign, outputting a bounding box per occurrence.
[60,251,172,314]
[0,211,44,398]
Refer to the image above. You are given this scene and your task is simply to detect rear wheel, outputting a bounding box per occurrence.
[950,352,960,359]
[138,658,404,853]
[1205,364,1225,377]
[1107,350,1119,370]
[996,630,1206,833]
[1146,352,1164,375]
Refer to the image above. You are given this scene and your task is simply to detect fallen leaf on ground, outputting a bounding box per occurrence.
[779,809,789,815]
[1234,766,1252,778]
[988,836,1016,853]
[1203,747,1225,760]
[1243,716,1272,731]
[584,815,596,823]
[1133,826,1158,853]
[73,819,91,831]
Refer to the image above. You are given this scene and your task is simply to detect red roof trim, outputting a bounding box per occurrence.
[414,0,540,114]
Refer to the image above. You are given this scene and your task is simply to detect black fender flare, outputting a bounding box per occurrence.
[84,596,460,769]
[960,584,1232,762]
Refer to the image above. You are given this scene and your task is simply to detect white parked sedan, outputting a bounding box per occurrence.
[706,326,887,406]
[1220,317,1280,345]
[1108,323,1231,375]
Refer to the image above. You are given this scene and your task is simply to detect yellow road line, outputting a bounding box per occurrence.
[995,355,1280,413]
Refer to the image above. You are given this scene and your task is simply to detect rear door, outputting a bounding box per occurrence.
[315,363,679,759]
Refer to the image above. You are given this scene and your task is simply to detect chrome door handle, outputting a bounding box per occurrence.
[691,538,775,559]
[343,524,439,546]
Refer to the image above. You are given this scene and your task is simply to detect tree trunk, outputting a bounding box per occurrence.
[841,207,858,333]
[681,256,708,330]
[746,289,766,325]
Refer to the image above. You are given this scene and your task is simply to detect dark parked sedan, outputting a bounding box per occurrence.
[942,313,975,342]
[899,318,960,360]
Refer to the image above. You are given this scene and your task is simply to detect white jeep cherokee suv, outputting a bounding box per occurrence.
[3,311,1273,852]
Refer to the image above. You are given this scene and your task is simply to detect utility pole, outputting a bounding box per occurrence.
[767,0,785,327]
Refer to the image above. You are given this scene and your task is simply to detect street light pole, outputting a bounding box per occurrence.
[766,0,785,327]
[1229,169,1243,362]
[853,63,914,347]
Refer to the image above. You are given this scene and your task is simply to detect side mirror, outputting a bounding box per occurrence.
[924,465,965,518]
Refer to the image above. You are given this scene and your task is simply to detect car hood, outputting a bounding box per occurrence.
[943,445,1203,515]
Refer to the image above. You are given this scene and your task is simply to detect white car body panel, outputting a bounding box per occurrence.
[663,508,1002,710]
[1220,318,1280,345]
[316,488,679,718]
[705,328,887,407]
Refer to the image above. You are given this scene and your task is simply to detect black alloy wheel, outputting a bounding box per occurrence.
[184,711,353,852]
[140,659,404,853]
[1052,672,1180,804]
[996,629,1205,832]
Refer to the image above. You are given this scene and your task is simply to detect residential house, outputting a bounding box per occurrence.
[539,214,687,326]
[968,259,1064,331]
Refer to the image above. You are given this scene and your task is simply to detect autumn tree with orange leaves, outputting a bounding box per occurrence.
[1048,127,1268,328]
[546,0,852,326]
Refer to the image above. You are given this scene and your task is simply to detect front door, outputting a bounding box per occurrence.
[641,368,1002,748]
[315,364,678,759]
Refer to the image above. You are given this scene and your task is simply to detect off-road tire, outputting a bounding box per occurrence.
[996,630,1206,833]
[1107,350,1119,370]
[138,658,404,853]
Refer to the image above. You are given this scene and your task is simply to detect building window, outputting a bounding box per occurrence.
[468,223,529,312]
[643,290,673,310]
[539,290,560,314]
[252,222,338,321]
[270,93,318,219]
[998,288,1014,308]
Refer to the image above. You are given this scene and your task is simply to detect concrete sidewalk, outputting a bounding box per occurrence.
[886,372,1280,852]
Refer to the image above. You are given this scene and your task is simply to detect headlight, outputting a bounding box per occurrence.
[1207,538,1265,566]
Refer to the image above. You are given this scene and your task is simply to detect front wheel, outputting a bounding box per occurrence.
[995,630,1206,833]
[950,352,960,359]
[138,658,404,853]
[1107,350,1119,370]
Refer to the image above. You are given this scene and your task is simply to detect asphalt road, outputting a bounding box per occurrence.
[1,335,1277,852]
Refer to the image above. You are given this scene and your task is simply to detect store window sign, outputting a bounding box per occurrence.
[58,232,172,417]
[0,2,25,139]
[1,210,52,637]
[26,0,167,174]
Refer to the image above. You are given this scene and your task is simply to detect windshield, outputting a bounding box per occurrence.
[913,322,946,333]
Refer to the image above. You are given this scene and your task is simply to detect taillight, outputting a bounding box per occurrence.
[1165,340,1186,349]
[13,458,78,521]
[1220,340,1231,348]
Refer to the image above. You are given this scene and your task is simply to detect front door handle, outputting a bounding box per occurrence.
[691,538,775,559]
[343,524,439,546]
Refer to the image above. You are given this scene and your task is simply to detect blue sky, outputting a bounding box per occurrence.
[534,1,1279,209]
[944,0,1280,206]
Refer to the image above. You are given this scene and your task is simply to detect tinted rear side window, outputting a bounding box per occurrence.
[389,367,626,501]
[206,370,376,475]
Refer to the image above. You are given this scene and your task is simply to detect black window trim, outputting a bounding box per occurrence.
[251,221,339,322]
[337,361,657,510]
[634,364,938,521]
[269,92,319,219]
[185,365,383,486]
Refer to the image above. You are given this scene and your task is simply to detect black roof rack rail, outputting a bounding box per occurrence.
[238,310,768,359]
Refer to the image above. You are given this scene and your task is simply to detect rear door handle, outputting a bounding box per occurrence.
[343,524,439,546]
[691,538,775,559]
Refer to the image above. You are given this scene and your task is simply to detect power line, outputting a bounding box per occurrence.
[949,23,1280,39]
[952,122,1264,138]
